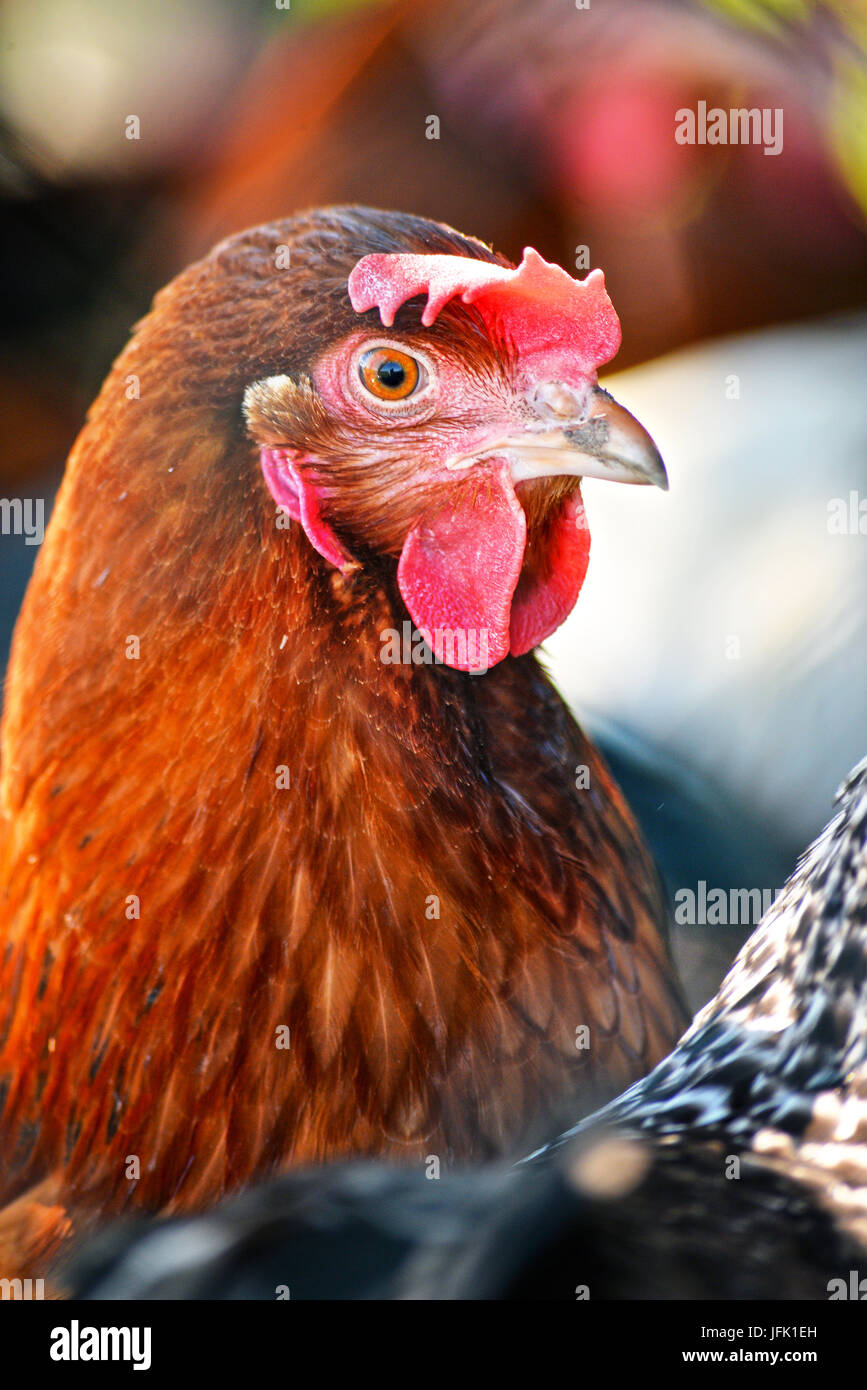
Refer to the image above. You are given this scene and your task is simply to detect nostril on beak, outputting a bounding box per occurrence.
[530,381,591,423]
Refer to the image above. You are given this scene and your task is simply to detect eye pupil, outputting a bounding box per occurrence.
[359,346,422,401]
[377,360,405,388]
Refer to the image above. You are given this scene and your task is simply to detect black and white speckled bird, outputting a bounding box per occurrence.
[72,756,867,1300]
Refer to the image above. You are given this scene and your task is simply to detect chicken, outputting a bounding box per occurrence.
[72,754,867,1300]
[0,206,685,1279]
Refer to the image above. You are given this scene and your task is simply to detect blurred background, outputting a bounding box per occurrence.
[1,0,866,1006]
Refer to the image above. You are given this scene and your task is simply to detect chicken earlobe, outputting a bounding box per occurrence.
[260,446,354,573]
[246,373,358,574]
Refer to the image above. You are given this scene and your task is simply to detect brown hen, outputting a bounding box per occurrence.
[0,206,686,1277]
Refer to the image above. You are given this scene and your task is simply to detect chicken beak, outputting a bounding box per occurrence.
[466,385,668,491]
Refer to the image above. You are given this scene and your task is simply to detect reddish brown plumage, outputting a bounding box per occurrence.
[0,207,686,1276]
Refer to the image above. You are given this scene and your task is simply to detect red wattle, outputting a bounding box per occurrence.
[509,490,591,656]
[397,465,591,671]
[397,462,525,672]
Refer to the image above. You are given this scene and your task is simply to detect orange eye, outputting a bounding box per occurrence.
[358,347,422,401]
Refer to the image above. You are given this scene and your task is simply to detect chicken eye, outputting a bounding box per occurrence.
[358,347,422,401]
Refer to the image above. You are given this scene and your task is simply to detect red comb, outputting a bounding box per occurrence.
[348,247,621,376]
